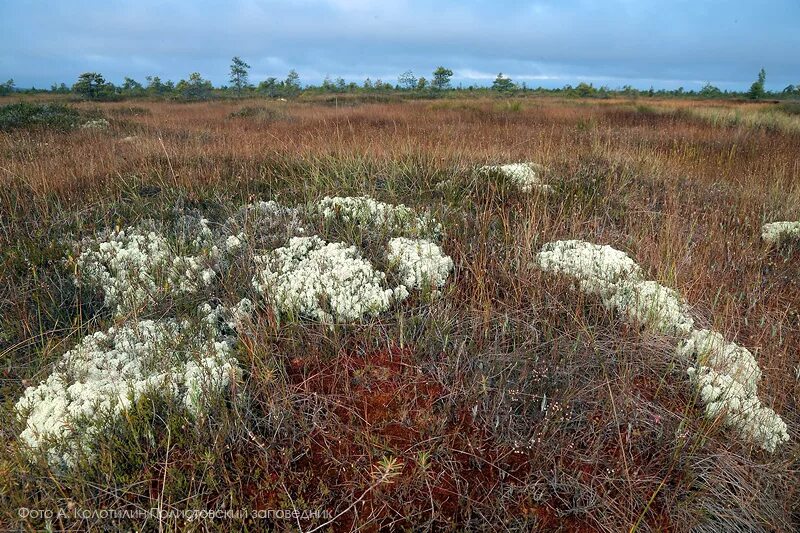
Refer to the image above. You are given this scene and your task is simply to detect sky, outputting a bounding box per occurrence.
[1,0,798,91]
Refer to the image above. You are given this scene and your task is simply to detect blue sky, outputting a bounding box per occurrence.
[1,0,798,90]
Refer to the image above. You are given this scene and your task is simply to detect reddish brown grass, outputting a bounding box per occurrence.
[1,96,798,531]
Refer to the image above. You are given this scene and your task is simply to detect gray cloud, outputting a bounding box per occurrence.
[2,0,798,90]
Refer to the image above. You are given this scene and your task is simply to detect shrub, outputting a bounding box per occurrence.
[0,102,83,132]
[776,101,800,116]
[228,106,287,122]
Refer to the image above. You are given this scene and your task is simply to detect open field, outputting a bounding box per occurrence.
[1,96,799,531]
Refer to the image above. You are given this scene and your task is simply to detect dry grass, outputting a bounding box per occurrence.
[1,96,799,531]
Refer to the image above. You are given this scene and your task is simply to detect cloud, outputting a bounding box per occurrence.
[455,69,561,82]
[1,0,798,89]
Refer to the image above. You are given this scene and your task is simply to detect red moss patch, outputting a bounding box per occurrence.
[279,344,542,528]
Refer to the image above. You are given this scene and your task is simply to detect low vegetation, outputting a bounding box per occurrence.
[1,96,798,530]
[0,102,84,132]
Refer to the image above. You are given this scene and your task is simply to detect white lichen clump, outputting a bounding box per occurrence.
[76,228,172,315]
[761,221,800,245]
[15,317,238,468]
[388,237,454,291]
[678,329,762,394]
[76,224,227,316]
[318,195,440,237]
[610,280,695,337]
[169,255,216,293]
[687,366,788,453]
[80,118,110,130]
[480,162,553,193]
[536,239,788,452]
[536,240,643,299]
[250,197,455,322]
[20,197,456,468]
[253,236,407,323]
[225,234,244,252]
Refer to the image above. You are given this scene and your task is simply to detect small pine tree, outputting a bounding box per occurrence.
[700,82,722,98]
[146,76,165,95]
[284,70,300,97]
[491,73,515,93]
[432,67,453,90]
[575,82,596,98]
[748,68,766,100]
[121,77,144,96]
[73,72,112,100]
[176,72,213,100]
[0,79,14,96]
[258,77,278,97]
[229,57,251,96]
[398,70,417,90]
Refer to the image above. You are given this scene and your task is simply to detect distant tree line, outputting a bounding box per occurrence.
[3,60,799,101]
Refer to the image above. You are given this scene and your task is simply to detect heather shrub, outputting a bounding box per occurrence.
[0,102,83,132]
